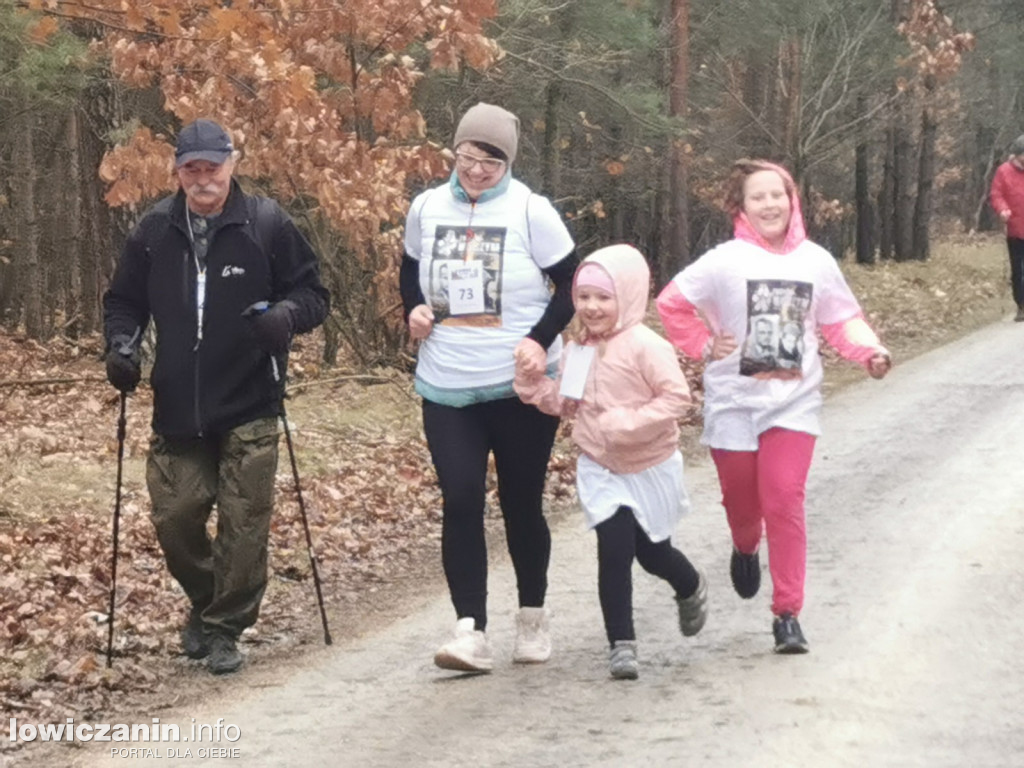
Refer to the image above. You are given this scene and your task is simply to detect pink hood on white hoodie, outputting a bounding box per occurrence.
[732,162,807,255]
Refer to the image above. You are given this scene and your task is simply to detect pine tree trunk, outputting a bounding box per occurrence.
[912,80,937,261]
[893,98,914,261]
[855,106,876,265]
[66,108,84,339]
[665,0,690,285]
[780,37,802,168]
[878,124,895,260]
[14,112,44,338]
[541,79,561,199]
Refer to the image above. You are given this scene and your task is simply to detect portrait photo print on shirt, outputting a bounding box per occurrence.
[428,225,505,326]
[740,279,813,378]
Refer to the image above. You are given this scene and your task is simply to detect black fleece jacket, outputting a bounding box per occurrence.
[103,181,329,439]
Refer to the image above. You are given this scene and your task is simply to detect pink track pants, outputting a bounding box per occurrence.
[710,427,816,616]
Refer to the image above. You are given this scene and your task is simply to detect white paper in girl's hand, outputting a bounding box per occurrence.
[559,344,595,400]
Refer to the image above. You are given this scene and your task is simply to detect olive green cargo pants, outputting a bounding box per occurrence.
[146,417,279,637]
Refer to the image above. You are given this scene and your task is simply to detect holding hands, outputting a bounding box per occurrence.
[513,337,547,378]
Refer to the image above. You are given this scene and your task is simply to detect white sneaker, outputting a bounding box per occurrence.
[512,606,551,663]
[434,618,494,673]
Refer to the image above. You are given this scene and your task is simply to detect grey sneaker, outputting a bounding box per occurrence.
[675,570,708,637]
[181,607,209,660]
[608,640,638,680]
[206,633,243,674]
[772,613,809,654]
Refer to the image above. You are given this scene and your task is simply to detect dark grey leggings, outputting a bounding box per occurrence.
[422,397,559,631]
[596,506,699,645]
[1009,237,1024,307]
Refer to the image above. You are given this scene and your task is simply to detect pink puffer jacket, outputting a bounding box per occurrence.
[515,244,692,475]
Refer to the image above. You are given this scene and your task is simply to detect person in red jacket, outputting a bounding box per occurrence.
[989,135,1024,321]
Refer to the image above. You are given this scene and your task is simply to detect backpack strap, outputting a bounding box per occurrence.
[248,196,283,261]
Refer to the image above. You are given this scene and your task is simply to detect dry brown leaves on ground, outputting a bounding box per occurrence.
[0,331,576,759]
[0,234,1011,761]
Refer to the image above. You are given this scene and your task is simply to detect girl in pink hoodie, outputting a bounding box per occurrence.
[515,245,707,680]
[656,159,891,654]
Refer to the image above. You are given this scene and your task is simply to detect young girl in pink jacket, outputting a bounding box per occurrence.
[515,244,707,680]
[656,159,891,654]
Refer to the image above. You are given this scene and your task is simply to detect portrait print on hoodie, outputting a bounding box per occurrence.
[739,279,813,379]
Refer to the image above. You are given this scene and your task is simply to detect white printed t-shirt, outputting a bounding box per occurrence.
[404,178,574,396]
[672,238,864,450]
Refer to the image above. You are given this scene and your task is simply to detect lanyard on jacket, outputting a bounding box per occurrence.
[185,208,207,350]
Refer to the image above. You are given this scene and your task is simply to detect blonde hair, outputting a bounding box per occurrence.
[566,312,611,357]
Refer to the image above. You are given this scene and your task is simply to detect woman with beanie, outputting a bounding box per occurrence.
[400,103,578,673]
[656,159,891,654]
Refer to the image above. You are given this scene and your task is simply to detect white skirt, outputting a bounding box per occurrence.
[576,450,691,543]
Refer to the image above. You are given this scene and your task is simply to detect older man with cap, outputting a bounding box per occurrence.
[990,134,1024,321]
[400,102,578,673]
[102,118,330,674]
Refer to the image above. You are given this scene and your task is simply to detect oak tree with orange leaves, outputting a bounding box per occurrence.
[47,0,501,365]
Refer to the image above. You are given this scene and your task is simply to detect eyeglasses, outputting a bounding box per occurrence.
[454,151,506,173]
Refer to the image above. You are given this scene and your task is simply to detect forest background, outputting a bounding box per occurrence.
[0,0,1008,362]
[0,0,1018,759]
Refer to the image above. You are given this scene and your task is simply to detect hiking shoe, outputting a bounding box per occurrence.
[512,607,552,663]
[730,548,761,599]
[609,640,638,680]
[206,633,244,675]
[675,569,708,637]
[434,618,494,673]
[1015,306,1024,322]
[181,607,209,660]
[772,613,809,654]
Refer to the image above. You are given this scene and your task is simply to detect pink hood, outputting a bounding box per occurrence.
[573,244,650,338]
[517,243,692,474]
[732,163,807,254]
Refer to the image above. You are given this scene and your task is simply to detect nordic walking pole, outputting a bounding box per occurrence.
[272,356,332,645]
[106,390,128,667]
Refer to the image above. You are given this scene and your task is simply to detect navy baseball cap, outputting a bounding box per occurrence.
[175,119,233,167]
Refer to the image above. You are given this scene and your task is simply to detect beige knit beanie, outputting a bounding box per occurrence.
[453,103,520,164]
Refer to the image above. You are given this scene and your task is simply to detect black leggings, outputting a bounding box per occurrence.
[422,397,559,631]
[596,506,699,645]
[1009,237,1024,307]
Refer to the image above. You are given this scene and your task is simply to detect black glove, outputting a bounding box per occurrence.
[243,301,295,356]
[105,334,141,393]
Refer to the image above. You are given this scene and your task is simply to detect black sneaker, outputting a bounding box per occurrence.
[206,633,243,675]
[1015,306,1024,322]
[181,608,209,660]
[730,548,760,599]
[772,613,809,654]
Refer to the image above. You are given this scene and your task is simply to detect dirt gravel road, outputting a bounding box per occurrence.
[52,317,1024,767]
